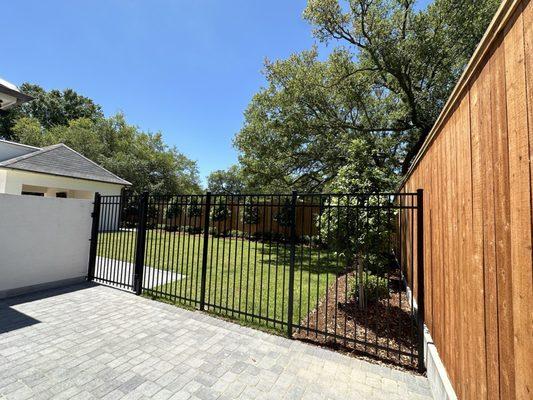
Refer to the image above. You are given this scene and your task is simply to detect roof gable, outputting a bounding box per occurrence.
[0,144,130,186]
[0,140,40,162]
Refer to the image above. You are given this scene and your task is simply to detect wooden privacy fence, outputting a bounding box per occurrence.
[121,195,322,238]
[399,0,533,399]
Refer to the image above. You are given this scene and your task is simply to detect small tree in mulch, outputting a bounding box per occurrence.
[187,198,202,218]
[349,271,389,306]
[317,139,398,308]
[211,202,231,222]
[242,203,260,225]
[166,201,182,219]
[319,195,395,308]
[164,201,183,231]
[121,197,158,229]
[273,198,293,227]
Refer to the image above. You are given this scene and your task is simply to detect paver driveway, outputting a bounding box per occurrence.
[0,283,433,400]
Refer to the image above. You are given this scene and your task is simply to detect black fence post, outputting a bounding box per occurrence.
[134,192,149,295]
[87,192,101,281]
[416,189,426,372]
[199,192,212,311]
[286,190,298,338]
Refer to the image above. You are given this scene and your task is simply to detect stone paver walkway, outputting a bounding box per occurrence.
[0,284,433,400]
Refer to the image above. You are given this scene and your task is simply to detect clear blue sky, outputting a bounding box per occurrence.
[3,0,432,185]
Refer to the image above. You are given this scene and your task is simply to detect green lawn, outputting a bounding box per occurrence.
[97,230,345,332]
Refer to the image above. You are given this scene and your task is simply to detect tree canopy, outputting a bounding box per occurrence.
[206,165,247,194]
[235,0,500,193]
[2,85,201,195]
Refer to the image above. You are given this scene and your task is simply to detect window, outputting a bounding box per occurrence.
[56,192,68,198]
[21,191,44,196]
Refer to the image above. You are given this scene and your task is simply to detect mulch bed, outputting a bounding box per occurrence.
[293,270,420,371]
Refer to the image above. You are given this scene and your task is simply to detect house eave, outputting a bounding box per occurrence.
[0,166,131,187]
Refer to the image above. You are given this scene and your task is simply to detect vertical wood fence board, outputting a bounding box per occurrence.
[504,5,533,399]
[523,3,533,393]
[460,92,472,400]
[425,155,433,334]
[449,107,460,392]
[482,49,501,400]
[491,34,515,400]
[470,62,491,400]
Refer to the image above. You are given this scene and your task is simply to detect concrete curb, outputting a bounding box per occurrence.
[423,326,458,400]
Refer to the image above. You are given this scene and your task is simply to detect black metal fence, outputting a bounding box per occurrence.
[88,191,424,370]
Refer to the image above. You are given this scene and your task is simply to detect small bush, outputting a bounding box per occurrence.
[178,225,202,234]
[211,203,231,222]
[249,231,285,242]
[187,199,202,218]
[166,202,183,219]
[273,199,293,227]
[242,204,260,225]
[350,272,389,304]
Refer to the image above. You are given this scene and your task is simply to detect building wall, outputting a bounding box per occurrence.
[0,193,93,298]
[0,168,124,198]
[400,0,533,398]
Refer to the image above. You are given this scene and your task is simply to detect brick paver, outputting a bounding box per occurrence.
[0,284,433,399]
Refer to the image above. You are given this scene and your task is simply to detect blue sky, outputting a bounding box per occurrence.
[3,0,432,185]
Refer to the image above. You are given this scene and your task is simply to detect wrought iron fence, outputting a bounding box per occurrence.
[88,190,424,370]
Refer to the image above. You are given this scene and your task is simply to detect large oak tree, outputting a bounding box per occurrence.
[235,0,500,192]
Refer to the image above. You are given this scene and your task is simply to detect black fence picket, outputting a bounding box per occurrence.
[88,190,424,370]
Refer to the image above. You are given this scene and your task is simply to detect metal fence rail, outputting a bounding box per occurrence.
[88,190,424,370]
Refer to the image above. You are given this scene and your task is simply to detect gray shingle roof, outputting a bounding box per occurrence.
[0,143,131,186]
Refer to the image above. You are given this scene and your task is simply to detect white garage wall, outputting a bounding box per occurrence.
[0,193,93,298]
[1,168,125,198]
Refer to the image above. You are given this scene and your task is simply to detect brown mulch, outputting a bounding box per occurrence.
[293,270,420,371]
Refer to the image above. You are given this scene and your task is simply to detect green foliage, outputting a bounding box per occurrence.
[273,199,293,227]
[235,0,500,192]
[350,272,389,304]
[0,83,103,140]
[3,84,201,196]
[121,197,159,229]
[318,138,397,272]
[242,203,260,225]
[207,165,246,194]
[187,198,203,218]
[11,117,44,147]
[211,202,231,222]
[166,201,183,220]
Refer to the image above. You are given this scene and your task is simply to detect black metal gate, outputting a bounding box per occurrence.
[88,191,424,370]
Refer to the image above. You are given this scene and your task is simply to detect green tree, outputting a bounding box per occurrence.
[206,165,247,194]
[11,117,46,147]
[0,83,103,140]
[235,0,500,192]
[9,89,201,196]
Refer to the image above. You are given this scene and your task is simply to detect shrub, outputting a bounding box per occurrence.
[166,201,183,219]
[187,199,202,218]
[242,204,260,225]
[211,202,231,222]
[318,195,396,276]
[350,272,389,305]
[273,198,293,227]
[186,226,202,234]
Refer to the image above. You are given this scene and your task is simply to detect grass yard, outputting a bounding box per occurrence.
[97,230,346,332]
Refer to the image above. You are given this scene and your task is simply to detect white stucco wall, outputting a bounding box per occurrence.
[0,193,93,298]
[0,168,124,198]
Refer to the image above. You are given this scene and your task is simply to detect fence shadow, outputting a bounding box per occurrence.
[0,282,100,334]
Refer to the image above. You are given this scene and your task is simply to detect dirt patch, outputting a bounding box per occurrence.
[293,270,419,371]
